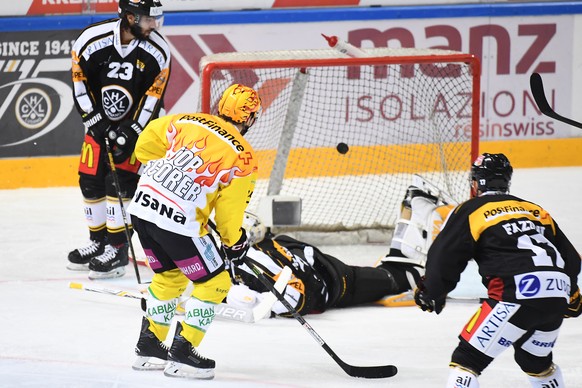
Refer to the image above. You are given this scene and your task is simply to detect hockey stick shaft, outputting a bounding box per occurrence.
[530,73,582,129]
[69,282,143,299]
[243,258,397,378]
[68,282,274,323]
[104,138,144,284]
[208,220,397,378]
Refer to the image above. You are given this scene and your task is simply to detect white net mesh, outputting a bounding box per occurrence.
[200,48,479,237]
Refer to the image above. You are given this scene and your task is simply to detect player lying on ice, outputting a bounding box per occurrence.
[225,182,455,318]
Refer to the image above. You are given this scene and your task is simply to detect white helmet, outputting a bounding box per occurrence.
[243,212,266,245]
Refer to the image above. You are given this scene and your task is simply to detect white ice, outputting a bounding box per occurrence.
[1,167,581,387]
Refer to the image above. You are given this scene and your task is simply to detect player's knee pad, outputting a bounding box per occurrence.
[190,270,231,304]
[105,170,139,199]
[149,268,190,300]
[515,327,560,374]
[451,341,493,376]
[446,364,480,388]
[79,174,106,199]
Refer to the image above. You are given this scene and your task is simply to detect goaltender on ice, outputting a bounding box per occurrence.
[414,153,582,388]
[126,84,261,380]
[225,184,452,316]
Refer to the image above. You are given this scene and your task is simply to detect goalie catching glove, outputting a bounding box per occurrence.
[107,120,143,163]
[222,229,249,264]
[414,276,446,314]
[565,287,582,318]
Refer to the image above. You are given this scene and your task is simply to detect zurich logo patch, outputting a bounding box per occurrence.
[518,274,541,297]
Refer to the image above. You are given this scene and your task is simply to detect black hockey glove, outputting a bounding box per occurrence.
[222,229,249,265]
[565,287,582,318]
[108,120,142,163]
[414,276,446,314]
[82,110,111,141]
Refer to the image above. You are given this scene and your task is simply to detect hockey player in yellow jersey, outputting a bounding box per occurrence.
[127,84,261,379]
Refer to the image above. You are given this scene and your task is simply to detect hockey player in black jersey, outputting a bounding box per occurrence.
[414,153,582,388]
[224,188,443,317]
[67,0,171,280]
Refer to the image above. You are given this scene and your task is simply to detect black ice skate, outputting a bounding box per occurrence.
[67,240,104,271]
[88,243,128,279]
[164,322,215,380]
[132,317,169,371]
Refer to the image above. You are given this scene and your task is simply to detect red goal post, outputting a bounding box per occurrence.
[200,48,480,239]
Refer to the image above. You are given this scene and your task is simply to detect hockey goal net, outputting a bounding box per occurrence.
[200,48,480,240]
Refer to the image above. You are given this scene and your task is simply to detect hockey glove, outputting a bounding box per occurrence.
[565,287,582,318]
[414,276,446,314]
[82,110,111,141]
[109,120,142,163]
[222,229,249,265]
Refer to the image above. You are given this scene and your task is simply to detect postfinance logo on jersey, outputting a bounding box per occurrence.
[177,114,245,152]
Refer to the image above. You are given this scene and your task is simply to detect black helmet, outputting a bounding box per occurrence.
[471,153,513,194]
[118,0,163,18]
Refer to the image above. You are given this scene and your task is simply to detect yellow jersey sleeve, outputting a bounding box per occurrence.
[134,115,174,164]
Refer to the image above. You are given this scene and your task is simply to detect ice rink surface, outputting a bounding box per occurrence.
[1,167,582,388]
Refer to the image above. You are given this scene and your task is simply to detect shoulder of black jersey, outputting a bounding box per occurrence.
[455,193,533,215]
[147,31,172,63]
[73,19,117,54]
[77,18,117,40]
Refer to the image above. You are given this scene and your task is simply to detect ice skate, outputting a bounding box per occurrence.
[132,317,169,371]
[164,322,215,380]
[67,240,104,271]
[88,243,128,279]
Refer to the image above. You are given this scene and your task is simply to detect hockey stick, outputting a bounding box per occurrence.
[530,72,582,129]
[243,258,397,378]
[68,278,290,324]
[207,220,397,378]
[104,137,144,284]
[69,281,143,299]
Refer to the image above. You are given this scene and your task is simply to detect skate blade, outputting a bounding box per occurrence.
[376,290,416,307]
[163,361,214,380]
[66,263,89,271]
[132,356,167,371]
[88,267,126,280]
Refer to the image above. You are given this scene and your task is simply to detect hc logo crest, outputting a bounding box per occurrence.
[15,88,52,130]
[102,86,133,121]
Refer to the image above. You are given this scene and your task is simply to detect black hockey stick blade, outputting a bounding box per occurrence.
[243,258,397,379]
[530,72,582,130]
[332,354,398,378]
